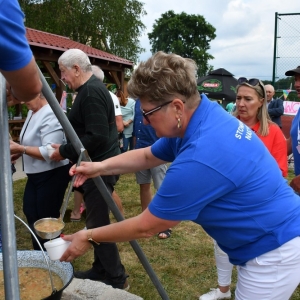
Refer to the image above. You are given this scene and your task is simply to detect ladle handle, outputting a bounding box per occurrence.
[60,148,85,220]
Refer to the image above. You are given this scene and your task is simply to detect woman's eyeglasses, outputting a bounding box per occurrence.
[140,100,173,124]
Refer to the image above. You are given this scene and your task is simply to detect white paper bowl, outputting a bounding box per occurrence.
[46,144,55,157]
[44,238,71,261]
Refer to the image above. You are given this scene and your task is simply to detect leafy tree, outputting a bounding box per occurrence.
[19,0,146,64]
[148,10,216,77]
[274,77,295,90]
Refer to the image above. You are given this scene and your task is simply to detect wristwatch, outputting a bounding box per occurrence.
[87,229,100,245]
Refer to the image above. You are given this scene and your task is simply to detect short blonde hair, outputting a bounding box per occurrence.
[128,51,199,107]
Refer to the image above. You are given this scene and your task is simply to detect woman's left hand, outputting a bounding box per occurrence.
[60,230,93,262]
[123,120,131,128]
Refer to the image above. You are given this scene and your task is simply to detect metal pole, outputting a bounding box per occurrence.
[39,68,170,300]
[0,75,20,299]
[272,12,278,87]
[276,12,300,16]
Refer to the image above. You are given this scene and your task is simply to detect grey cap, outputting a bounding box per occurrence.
[285,66,300,76]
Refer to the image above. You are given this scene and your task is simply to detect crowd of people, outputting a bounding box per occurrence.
[59,53,300,300]
[2,1,300,299]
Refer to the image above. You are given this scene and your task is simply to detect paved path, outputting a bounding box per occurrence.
[13,156,27,181]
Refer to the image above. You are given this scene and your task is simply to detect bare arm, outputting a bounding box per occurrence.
[3,57,42,104]
[60,209,180,262]
[71,147,166,187]
[115,115,124,133]
[10,140,45,161]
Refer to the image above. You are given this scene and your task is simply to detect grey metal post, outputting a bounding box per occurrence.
[39,68,169,300]
[272,12,278,87]
[0,75,20,299]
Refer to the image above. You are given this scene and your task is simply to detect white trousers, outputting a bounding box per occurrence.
[213,239,233,286]
[213,237,300,300]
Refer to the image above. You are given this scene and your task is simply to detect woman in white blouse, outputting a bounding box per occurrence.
[10,93,70,250]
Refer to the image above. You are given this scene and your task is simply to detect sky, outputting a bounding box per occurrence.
[138,0,300,81]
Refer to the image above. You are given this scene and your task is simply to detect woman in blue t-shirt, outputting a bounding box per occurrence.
[62,52,300,300]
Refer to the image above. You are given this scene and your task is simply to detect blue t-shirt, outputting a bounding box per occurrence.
[150,94,300,265]
[290,110,300,175]
[0,0,33,71]
[133,99,159,149]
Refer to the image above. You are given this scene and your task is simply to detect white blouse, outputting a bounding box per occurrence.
[20,104,69,174]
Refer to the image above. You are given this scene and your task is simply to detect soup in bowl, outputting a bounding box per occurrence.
[34,218,65,240]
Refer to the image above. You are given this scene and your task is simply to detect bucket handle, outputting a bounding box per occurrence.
[14,214,57,295]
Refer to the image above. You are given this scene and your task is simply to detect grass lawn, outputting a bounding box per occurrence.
[13,169,300,300]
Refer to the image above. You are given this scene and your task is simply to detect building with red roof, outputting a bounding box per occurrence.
[26,27,134,99]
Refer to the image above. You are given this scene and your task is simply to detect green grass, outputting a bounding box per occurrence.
[13,170,300,300]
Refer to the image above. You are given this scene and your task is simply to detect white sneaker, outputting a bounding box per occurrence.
[199,288,231,300]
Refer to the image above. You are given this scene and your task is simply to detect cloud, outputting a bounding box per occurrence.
[138,0,300,80]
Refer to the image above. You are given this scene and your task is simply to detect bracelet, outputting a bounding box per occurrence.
[23,146,27,155]
[87,229,100,245]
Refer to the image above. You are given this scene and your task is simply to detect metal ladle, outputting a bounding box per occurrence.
[34,148,85,239]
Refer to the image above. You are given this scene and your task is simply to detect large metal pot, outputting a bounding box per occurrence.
[0,250,73,300]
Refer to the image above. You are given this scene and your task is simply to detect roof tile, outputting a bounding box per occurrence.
[26,27,133,66]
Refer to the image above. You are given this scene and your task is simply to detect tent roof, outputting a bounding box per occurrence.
[197,68,238,103]
[208,68,234,77]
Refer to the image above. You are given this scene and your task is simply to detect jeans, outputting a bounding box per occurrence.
[120,134,133,153]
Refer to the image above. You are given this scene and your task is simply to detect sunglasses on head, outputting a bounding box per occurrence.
[237,77,265,97]
[238,77,263,87]
[237,77,261,87]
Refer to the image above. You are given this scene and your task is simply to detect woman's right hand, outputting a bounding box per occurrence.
[70,162,102,187]
[60,230,92,262]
